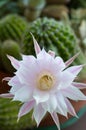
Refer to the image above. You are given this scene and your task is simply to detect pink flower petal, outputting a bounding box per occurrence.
[72,82,86,89]
[48,50,55,58]
[3,77,12,82]
[0,93,14,98]
[65,53,80,67]
[60,65,83,89]
[64,98,77,117]
[33,104,46,126]
[18,100,35,120]
[31,33,41,55]
[7,55,20,70]
[51,112,60,130]
[67,65,83,76]
[62,86,86,100]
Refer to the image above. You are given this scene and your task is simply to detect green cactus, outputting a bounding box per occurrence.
[22,17,85,63]
[69,0,86,8]
[1,40,22,73]
[0,14,28,42]
[0,98,36,130]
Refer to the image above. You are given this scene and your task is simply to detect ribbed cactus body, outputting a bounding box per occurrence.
[22,17,85,65]
[0,14,27,42]
[1,40,22,73]
[0,98,36,130]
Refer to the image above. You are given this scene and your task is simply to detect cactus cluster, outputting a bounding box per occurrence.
[0,16,86,130]
[0,98,36,130]
[0,14,28,73]
[22,17,85,65]
[0,14,28,42]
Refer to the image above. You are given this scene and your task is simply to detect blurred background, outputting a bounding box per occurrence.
[0,0,86,74]
[0,0,86,130]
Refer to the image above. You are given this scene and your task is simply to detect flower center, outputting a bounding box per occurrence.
[38,74,54,91]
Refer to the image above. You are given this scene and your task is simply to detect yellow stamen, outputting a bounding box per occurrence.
[37,73,54,91]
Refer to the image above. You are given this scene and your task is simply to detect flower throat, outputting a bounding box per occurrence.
[38,74,53,91]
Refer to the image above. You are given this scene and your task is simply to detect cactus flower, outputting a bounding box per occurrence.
[0,35,86,130]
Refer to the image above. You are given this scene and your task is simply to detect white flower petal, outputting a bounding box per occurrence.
[10,85,22,95]
[37,49,52,60]
[51,112,60,130]
[7,55,20,70]
[33,89,49,104]
[55,56,65,70]
[13,86,33,102]
[36,58,58,75]
[64,98,77,117]
[16,64,37,86]
[56,92,67,116]
[19,55,36,74]
[36,54,63,76]
[42,95,57,113]
[62,86,86,100]
[8,76,23,94]
[72,82,86,89]
[8,76,19,86]
[22,55,36,65]
[60,70,75,89]
[18,100,35,119]
[33,104,46,126]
